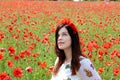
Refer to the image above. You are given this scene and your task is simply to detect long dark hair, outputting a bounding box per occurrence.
[53,23,83,75]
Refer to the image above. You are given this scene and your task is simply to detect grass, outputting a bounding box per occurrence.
[0,1,120,80]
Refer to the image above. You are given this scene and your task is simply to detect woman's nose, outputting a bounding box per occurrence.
[58,35,62,40]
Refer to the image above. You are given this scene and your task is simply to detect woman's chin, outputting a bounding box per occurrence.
[58,46,64,50]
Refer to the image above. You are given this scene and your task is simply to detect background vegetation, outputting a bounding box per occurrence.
[0,1,120,80]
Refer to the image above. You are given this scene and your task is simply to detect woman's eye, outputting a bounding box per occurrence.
[63,33,67,36]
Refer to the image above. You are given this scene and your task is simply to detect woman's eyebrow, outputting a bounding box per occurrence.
[62,32,68,34]
[58,31,68,34]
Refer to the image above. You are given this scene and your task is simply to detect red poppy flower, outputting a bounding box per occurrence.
[98,50,104,56]
[8,25,13,32]
[7,60,14,67]
[19,50,31,58]
[116,52,120,58]
[26,66,33,72]
[57,18,78,34]
[24,50,31,56]
[0,72,12,80]
[8,46,15,56]
[103,42,112,49]
[14,55,20,60]
[32,52,40,57]
[19,51,25,58]
[37,61,41,66]
[87,41,93,52]
[40,61,47,69]
[88,53,92,58]
[12,33,19,39]
[0,72,7,80]
[13,68,23,78]
[98,67,104,74]
[28,45,34,50]
[41,37,49,44]
[105,62,112,66]
[92,42,99,49]
[11,19,17,24]
[0,52,3,61]
[46,66,54,75]
[0,48,6,52]
[28,42,36,50]
[111,49,119,59]
[0,17,2,21]
[113,68,119,76]
[0,30,4,42]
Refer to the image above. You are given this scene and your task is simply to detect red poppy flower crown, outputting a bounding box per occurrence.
[57,18,78,34]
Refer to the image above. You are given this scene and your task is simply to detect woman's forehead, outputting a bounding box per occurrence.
[58,27,68,34]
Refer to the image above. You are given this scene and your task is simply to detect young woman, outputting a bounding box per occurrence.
[51,18,101,80]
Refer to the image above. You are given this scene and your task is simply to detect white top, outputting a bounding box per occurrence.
[51,56,101,80]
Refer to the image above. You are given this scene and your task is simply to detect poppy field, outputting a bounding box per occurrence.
[0,1,120,80]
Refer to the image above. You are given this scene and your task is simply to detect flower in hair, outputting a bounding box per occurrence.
[58,18,78,34]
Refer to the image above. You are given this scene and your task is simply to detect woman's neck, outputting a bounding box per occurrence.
[64,47,72,64]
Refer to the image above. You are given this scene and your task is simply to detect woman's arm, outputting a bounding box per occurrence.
[78,58,102,80]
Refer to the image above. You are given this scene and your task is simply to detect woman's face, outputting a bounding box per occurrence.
[57,27,72,50]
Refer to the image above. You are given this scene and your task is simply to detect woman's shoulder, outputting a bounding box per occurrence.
[79,56,91,64]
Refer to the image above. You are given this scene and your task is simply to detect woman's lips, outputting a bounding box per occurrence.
[58,42,64,45]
